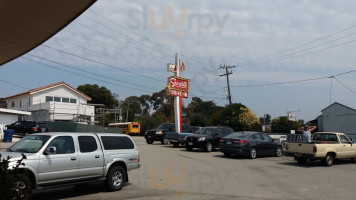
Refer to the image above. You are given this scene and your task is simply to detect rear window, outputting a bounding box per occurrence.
[101,136,134,150]
[225,132,250,138]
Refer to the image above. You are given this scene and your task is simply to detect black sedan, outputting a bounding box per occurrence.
[219,132,283,159]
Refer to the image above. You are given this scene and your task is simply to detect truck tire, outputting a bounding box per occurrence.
[324,153,334,166]
[146,139,154,144]
[275,146,282,157]
[105,166,127,191]
[14,174,32,199]
[161,138,168,145]
[205,141,213,152]
[249,147,257,159]
[23,132,30,137]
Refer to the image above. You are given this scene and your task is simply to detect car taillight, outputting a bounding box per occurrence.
[32,127,38,131]
[177,134,179,138]
[220,139,224,142]
[234,139,247,144]
[313,146,317,153]
[138,155,140,163]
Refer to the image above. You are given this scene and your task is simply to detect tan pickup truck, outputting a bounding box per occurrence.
[286,132,356,166]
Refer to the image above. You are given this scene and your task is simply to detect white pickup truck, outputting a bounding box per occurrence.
[2,132,140,193]
[286,132,356,166]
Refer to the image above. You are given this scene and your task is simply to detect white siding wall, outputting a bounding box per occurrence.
[5,85,94,123]
[321,104,356,135]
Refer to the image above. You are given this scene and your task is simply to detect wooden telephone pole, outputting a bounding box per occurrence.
[219,65,235,119]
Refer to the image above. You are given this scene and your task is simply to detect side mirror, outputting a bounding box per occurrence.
[44,146,56,155]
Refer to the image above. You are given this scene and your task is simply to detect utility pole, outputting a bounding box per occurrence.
[219,65,235,119]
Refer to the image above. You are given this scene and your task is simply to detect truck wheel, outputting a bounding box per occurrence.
[186,146,193,151]
[249,147,257,159]
[23,132,30,137]
[14,174,32,199]
[324,153,334,166]
[146,139,154,144]
[161,138,168,145]
[275,146,282,157]
[105,166,126,191]
[205,142,213,152]
[173,143,179,147]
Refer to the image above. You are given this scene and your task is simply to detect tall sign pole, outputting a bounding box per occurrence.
[166,53,189,133]
[219,65,235,119]
[174,53,181,133]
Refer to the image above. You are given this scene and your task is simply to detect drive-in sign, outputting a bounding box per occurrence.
[169,76,190,92]
[170,89,188,98]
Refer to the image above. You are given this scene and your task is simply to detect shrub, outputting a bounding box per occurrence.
[0,153,32,200]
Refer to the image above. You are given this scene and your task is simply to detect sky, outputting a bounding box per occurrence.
[1,0,356,122]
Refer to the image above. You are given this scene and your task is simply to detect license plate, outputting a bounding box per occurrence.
[226,141,232,144]
[188,142,193,145]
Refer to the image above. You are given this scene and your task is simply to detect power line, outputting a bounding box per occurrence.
[245,24,356,66]
[333,77,356,95]
[231,68,356,88]
[51,37,164,82]
[87,10,207,69]
[0,79,29,90]
[22,56,159,93]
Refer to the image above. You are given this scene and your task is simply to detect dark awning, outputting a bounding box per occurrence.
[0,0,96,66]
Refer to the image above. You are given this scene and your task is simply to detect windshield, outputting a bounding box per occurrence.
[197,128,216,136]
[7,135,51,153]
[157,123,174,130]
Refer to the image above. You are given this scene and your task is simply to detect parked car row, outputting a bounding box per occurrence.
[145,124,283,159]
[5,120,50,137]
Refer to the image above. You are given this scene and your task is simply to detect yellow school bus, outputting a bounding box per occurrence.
[108,122,140,135]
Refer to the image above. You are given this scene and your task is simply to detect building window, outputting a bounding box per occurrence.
[70,98,77,104]
[62,98,69,103]
[28,98,31,106]
[54,97,61,102]
[20,100,22,107]
[11,101,15,107]
[45,96,53,102]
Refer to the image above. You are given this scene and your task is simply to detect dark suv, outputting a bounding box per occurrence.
[144,123,190,144]
[5,121,50,137]
[185,126,234,152]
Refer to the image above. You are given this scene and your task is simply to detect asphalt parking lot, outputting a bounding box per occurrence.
[6,136,356,200]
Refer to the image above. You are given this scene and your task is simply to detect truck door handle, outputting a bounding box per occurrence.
[95,155,100,158]
[71,157,77,161]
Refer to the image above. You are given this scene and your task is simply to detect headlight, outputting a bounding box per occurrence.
[156,131,163,134]
[198,137,206,141]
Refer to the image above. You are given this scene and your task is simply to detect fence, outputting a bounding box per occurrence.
[45,121,122,133]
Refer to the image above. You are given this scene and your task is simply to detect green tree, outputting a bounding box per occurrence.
[271,116,301,133]
[77,84,118,108]
[189,113,208,127]
[211,103,246,130]
[188,97,222,118]
[238,107,262,131]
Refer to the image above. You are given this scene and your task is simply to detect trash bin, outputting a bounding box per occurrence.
[3,129,14,142]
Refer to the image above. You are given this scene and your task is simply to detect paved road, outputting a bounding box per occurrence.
[4,136,356,200]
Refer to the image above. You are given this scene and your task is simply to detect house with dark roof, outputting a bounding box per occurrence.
[3,81,94,124]
[317,102,356,136]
